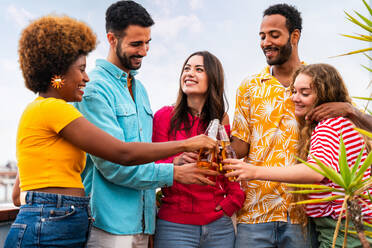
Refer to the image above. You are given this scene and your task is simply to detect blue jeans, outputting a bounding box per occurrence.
[4,191,92,248]
[235,218,311,248]
[154,215,235,248]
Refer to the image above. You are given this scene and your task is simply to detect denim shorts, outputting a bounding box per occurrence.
[4,191,92,248]
[154,215,235,248]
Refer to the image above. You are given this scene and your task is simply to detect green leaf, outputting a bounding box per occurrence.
[286,183,339,190]
[355,10,372,27]
[355,128,372,138]
[336,47,372,57]
[364,220,372,228]
[350,144,366,179]
[288,189,336,194]
[352,96,372,101]
[367,109,372,115]
[310,154,347,189]
[361,64,372,73]
[358,193,372,200]
[362,0,372,17]
[295,195,344,205]
[354,151,372,183]
[338,135,351,187]
[363,52,372,60]
[295,156,329,179]
[360,35,372,42]
[345,11,372,33]
[340,34,372,41]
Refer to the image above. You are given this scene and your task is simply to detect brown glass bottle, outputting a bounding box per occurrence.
[197,119,219,170]
[218,124,237,181]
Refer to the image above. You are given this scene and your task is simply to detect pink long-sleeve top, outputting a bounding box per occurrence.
[152,106,245,225]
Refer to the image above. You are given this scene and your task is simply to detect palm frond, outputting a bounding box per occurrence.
[310,154,347,188]
[361,64,372,72]
[340,34,372,41]
[345,11,372,32]
[295,195,344,205]
[288,189,336,194]
[354,10,372,27]
[362,0,372,17]
[338,135,351,187]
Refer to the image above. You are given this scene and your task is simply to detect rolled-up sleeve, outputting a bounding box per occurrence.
[74,83,174,189]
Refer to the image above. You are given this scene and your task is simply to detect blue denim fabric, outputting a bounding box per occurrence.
[234,218,311,248]
[73,59,173,235]
[4,191,92,248]
[154,215,235,248]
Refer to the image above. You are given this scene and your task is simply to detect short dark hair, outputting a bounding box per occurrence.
[263,3,302,33]
[105,0,154,35]
[18,15,96,93]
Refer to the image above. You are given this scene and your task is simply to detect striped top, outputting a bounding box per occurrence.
[305,117,371,220]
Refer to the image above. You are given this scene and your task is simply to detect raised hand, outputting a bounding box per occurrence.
[173,162,219,186]
[182,134,218,152]
[223,158,255,181]
[173,152,198,165]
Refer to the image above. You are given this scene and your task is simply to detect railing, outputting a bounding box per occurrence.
[0,171,18,245]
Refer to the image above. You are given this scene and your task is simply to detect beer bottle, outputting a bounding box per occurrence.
[217,124,237,181]
[197,119,219,170]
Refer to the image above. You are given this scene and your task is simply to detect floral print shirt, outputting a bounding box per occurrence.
[231,65,301,224]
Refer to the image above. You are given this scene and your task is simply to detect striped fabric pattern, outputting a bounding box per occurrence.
[305,117,371,220]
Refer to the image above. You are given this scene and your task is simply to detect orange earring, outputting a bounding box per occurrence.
[51,75,65,89]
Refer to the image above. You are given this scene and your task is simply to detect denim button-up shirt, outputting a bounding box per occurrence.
[74,59,174,235]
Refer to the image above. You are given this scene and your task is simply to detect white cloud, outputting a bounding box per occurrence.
[190,0,203,10]
[152,14,202,41]
[6,5,34,29]
[152,0,177,16]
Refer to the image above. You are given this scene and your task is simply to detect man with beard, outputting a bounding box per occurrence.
[230,4,311,247]
[74,1,219,247]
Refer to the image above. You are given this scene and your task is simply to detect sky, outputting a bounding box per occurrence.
[0,0,371,165]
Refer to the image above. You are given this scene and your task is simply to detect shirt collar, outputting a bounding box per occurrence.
[96,59,138,80]
[260,62,306,83]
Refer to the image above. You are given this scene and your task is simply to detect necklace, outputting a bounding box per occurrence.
[190,109,201,117]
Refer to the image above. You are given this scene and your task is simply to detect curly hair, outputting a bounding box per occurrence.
[264,3,302,33]
[105,0,154,35]
[18,15,97,93]
[290,64,352,160]
[169,51,228,136]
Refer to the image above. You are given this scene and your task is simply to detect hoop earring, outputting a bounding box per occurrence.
[51,75,65,89]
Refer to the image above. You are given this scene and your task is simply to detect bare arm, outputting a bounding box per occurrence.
[306,102,372,132]
[223,158,324,184]
[230,136,250,159]
[12,172,20,207]
[60,117,217,166]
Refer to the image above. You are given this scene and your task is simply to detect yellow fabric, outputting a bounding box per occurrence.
[17,96,85,191]
[231,66,300,224]
[127,76,134,101]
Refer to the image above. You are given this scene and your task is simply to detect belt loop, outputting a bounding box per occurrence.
[28,191,34,205]
[57,194,62,208]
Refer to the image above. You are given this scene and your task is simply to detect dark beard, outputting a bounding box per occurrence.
[116,42,143,70]
[265,37,292,66]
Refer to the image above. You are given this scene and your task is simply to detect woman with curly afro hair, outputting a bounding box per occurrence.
[5,15,217,247]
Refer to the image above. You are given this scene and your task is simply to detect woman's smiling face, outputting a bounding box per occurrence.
[291,73,317,118]
[58,55,89,102]
[180,55,208,97]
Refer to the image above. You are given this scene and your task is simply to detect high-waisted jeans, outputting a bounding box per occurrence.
[4,191,92,248]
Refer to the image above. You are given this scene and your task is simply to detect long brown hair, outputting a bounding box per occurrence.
[169,51,228,136]
[290,63,352,160]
